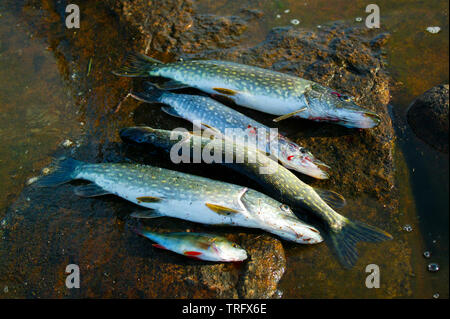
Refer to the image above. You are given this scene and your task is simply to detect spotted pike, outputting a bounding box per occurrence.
[134,228,247,262]
[35,158,323,244]
[120,127,392,268]
[131,83,329,179]
[113,52,381,128]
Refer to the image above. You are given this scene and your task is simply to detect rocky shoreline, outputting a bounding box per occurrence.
[0,0,415,298]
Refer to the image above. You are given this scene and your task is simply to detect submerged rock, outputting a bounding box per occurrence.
[0,0,415,298]
[407,84,449,153]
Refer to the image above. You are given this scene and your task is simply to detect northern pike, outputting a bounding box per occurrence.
[134,228,247,262]
[120,127,393,268]
[131,83,329,179]
[35,158,323,244]
[113,52,381,128]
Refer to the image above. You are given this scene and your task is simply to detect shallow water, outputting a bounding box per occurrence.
[0,0,448,298]
[197,0,449,298]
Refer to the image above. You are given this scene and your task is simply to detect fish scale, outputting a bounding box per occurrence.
[134,230,248,262]
[120,127,393,268]
[35,158,323,245]
[155,60,309,100]
[131,83,330,179]
[114,52,382,128]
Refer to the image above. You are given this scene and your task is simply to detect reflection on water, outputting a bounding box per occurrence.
[0,0,448,298]
[0,8,82,218]
[198,0,449,299]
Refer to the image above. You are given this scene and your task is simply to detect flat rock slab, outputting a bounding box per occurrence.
[0,0,417,298]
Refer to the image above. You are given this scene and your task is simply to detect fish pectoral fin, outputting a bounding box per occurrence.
[272,107,307,122]
[136,196,164,203]
[205,202,240,216]
[74,184,111,197]
[130,209,164,219]
[213,88,238,96]
[157,79,189,90]
[161,106,183,118]
[314,188,347,209]
[236,187,251,216]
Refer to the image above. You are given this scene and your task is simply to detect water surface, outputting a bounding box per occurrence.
[0,0,448,298]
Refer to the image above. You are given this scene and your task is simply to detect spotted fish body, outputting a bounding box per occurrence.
[114,53,381,128]
[120,127,393,268]
[134,229,248,262]
[35,158,323,244]
[132,84,329,179]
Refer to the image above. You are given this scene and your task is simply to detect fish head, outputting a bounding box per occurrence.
[210,238,248,262]
[304,86,381,128]
[245,196,323,244]
[276,137,330,179]
[279,215,324,244]
[120,126,176,149]
[120,126,156,145]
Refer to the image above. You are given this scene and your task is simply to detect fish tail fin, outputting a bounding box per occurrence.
[112,52,163,77]
[34,158,84,187]
[131,82,165,103]
[330,218,393,268]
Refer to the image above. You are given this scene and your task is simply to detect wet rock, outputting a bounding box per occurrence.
[0,182,285,298]
[1,0,415,298]
[107,0,252,58]
[370,32,391,49]
[407,84,449,153]
[237,235,286,298]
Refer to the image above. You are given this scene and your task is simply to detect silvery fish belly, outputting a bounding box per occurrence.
[133,229,248,262]
[131,83,329,179]
[114,53,381,128]
[35,158,323,244]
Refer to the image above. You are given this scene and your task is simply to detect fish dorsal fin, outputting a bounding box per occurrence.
[74,184,111,197]
[273,107,307,123]
[213,88,238,96]
[205,203,240,216]
[314,188,347,209]
[130,209,164,219]
[161,106,183,118]
[136,196,164,203]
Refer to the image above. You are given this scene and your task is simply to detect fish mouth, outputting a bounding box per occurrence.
[287,224,324,244]
[339,111,381,129]
[219,249,247,262]
[359,112,381,128]
[280,155,330,180]
[232,251,248,262]
[305,110,381,129]
[120,126,154,145]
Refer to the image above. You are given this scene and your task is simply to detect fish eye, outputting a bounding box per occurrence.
[232,243,238,248]
[299,148,307,154]
[331,92,352,102]
[280,204,290,212]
